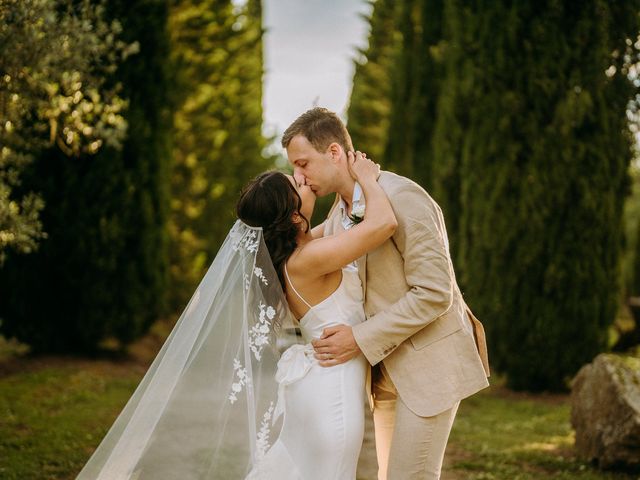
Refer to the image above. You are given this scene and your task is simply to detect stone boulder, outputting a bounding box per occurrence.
[571,353,640,470]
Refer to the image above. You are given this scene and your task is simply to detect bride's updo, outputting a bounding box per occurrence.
[236,171,310,290]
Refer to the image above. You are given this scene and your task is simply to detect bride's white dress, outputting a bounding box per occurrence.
[246,264,368,480]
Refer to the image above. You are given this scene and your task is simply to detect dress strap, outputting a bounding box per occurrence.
[284,263,312,309]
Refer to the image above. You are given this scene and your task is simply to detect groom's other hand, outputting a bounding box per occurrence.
[312,325,361,367]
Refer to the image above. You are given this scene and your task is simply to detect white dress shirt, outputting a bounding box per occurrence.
[338,182,364,231]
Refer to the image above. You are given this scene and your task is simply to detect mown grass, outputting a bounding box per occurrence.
[446,382,637,480]
[0,328,637,480]
[0,364,140,479]
[0,323,169,480]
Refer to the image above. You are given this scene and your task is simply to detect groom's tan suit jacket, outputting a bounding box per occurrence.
[325,171,490,417]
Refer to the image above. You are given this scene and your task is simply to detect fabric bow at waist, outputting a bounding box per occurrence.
[273,343,315,424]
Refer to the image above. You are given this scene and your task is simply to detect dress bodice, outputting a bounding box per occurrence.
[293,264,366,342]
[255,263,368,480]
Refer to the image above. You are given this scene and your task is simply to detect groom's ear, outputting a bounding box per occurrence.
[327,142,342,163]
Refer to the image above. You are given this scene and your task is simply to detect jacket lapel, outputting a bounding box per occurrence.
[326,193,367,300]
[357,254,367,300]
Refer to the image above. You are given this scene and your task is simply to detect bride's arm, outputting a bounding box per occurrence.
[293,152,397,276]
[310,221,325,239]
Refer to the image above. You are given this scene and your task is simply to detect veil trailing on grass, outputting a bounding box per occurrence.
[77,221,300,480]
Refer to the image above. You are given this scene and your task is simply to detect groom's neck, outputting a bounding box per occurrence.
[336,178,356,211]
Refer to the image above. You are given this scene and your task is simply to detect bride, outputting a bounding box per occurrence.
[76,151,396,479]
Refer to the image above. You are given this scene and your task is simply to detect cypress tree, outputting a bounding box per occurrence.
[443,1,639,390]
[168,0,268,309]
[429,0,467,254]
[347,0,399,163]
[348,0,457,261]
[383,0,444,191]
[351,0,639,389]
[0,0,172,353]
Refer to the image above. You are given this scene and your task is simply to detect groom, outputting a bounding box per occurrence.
[283,107,490,480]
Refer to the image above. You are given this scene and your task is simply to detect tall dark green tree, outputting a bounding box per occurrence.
[382,0,444,191]
[429,0,468,250]
[349,0,451,234]
[352,0,640,390]
[168,0,268,309]
[0,0,172,353]
[347,0,399,163]
[440,1,639,390]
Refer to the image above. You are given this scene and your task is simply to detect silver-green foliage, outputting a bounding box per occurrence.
[0,0,136,263]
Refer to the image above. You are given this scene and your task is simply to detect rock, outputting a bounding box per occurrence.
[571,353,640,470]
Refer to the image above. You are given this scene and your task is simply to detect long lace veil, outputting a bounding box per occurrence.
[76,221,301,479]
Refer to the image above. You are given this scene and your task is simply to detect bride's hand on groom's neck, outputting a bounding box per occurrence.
[347,150,381,186]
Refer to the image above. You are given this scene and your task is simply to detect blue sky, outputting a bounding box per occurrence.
[262,0,372,139]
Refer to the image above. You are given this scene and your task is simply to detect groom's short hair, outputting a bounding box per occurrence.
[281,107,354,154]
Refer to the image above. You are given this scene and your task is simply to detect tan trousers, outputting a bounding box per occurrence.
[372,363,459,480]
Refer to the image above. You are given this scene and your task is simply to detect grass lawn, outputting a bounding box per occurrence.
[1,324,637,480]
[0,323,169,480]
[445,383,637,480]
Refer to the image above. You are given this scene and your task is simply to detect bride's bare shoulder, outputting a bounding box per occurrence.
[287,243,337,279]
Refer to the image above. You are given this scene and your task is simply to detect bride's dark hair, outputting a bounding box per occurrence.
[236,171,310,290]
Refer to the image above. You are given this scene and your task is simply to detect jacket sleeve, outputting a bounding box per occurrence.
[351,182,455,366]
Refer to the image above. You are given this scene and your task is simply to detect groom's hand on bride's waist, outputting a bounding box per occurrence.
[311,325,362,367]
